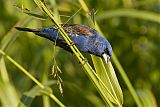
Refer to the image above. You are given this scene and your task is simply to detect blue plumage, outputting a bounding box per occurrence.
[16,24,112,63]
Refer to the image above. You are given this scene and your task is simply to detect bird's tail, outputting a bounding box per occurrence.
[15,27,40,33]
[15,26,59,42]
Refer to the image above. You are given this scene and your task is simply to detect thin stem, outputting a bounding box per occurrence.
[33,0,115,106]
[0,49,44,89]
[49,94,65,107]
[0,49,66,107]
[78,0,143,106]
[112,53,143,107]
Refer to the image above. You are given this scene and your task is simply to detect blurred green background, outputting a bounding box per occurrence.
[0,0,159,107]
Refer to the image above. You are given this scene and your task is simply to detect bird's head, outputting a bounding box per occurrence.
[92,35,112,64]
[102,41,112,64]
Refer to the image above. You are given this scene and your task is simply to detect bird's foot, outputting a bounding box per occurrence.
[81,58,88,65]
[67,42,75,47]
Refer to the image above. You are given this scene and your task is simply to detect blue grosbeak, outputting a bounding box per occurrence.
[16,24,112,63]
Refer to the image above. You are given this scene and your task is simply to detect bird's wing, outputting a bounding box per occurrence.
[60,24,94,36]
[50,24,94,52]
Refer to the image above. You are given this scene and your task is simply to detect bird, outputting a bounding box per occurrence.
[15,24,112,63]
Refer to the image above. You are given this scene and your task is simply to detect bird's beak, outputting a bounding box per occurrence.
[102,53,110,64]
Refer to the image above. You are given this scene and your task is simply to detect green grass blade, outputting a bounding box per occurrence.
[0,49,65,107]
[91,55,123,106]
[0,16,32,51]
[0,49,44,89]
[0,0,158,107]
[15,5,47,20]
[0,58,19,107]
[79,0,123,106]
[104,61,123,104]
[32,0,119,106]
[24,11,47,20]
[18,81,56,107]
[112,53,143,107]
[96,9,160,23]
[137,89,158,107]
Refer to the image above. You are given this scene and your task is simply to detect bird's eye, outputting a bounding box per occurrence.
[104,48,110,56]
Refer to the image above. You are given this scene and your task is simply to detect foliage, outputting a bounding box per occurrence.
[0,0,159,107]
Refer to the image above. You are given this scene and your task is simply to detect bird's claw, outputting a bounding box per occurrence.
[67,42,75,47]
[78,57,88,65]
[82,58,88,65]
